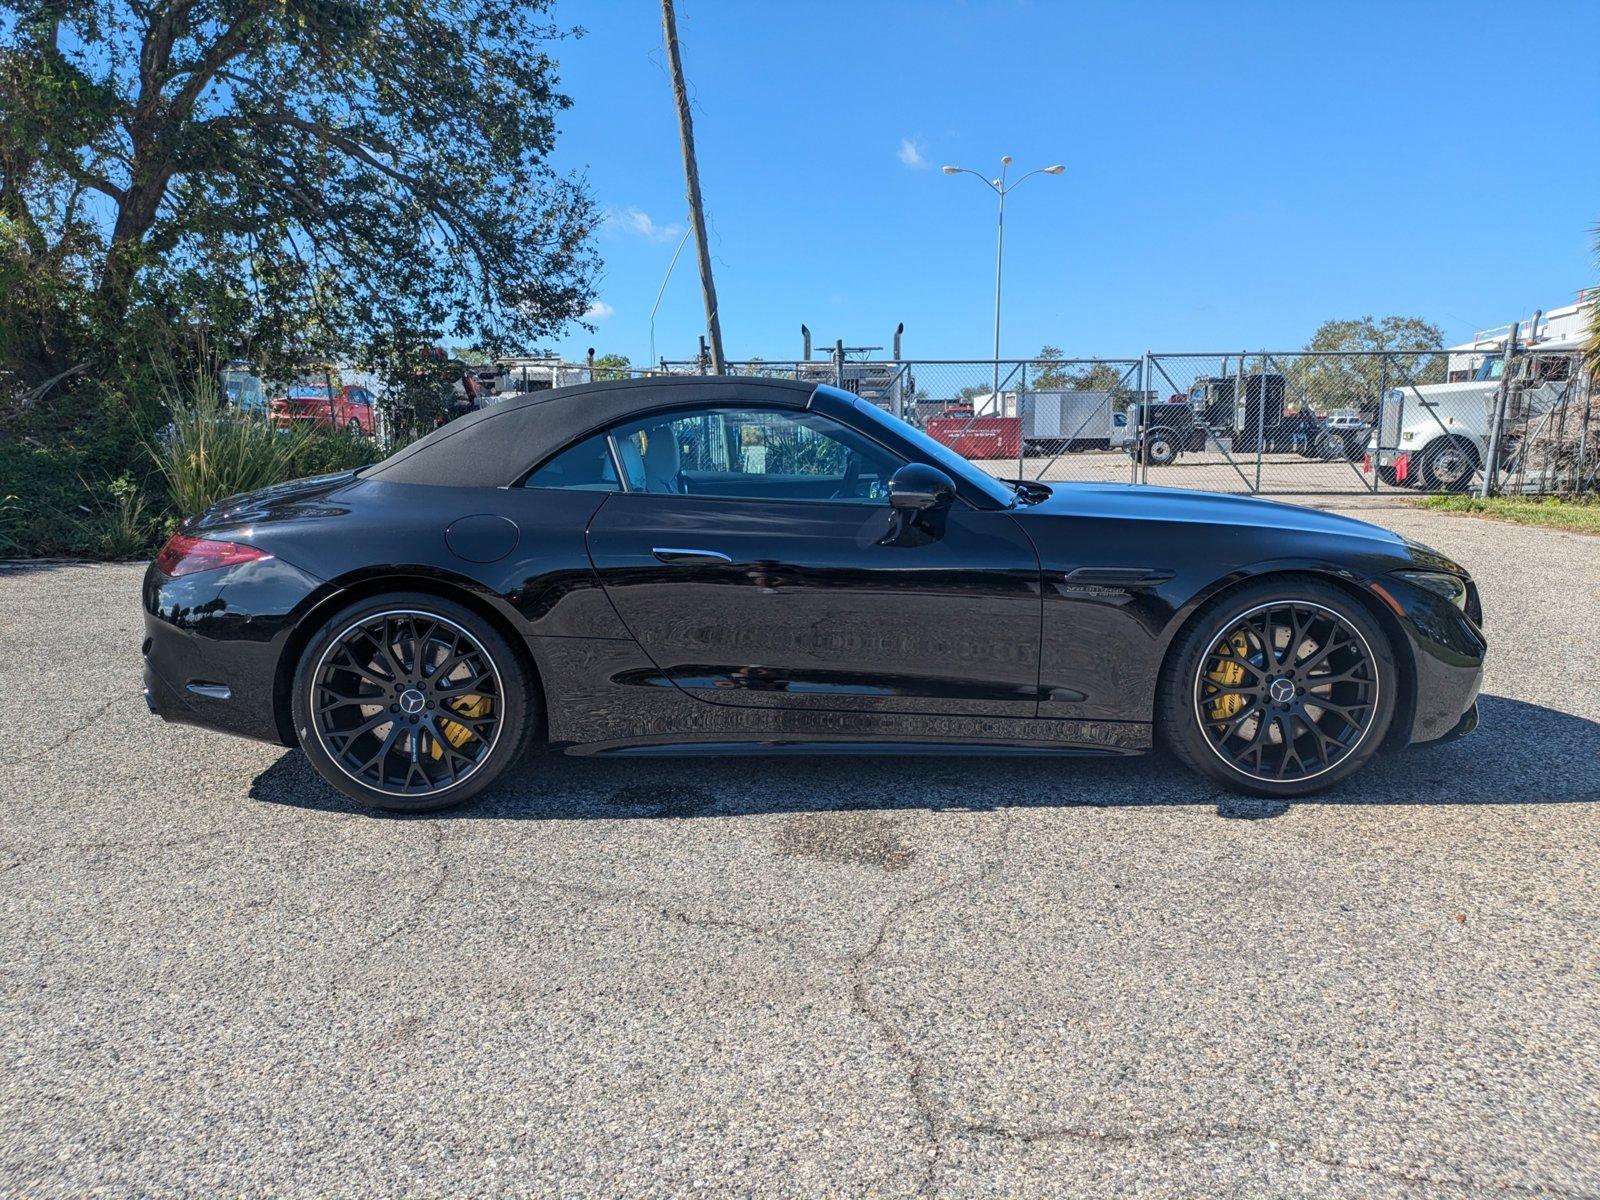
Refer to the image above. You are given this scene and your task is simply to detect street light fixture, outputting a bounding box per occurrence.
[943,156,1065,397]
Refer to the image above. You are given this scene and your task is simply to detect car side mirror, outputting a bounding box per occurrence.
[887,463,956,512]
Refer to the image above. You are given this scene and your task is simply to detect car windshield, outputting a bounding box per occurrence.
[840,391,1018,507]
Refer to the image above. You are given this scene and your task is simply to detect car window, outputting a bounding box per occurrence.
[523,431,619,491]
[608,407,904,503]
[845,395,1017,508]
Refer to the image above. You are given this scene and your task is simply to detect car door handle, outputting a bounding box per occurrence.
[652,547,733,565]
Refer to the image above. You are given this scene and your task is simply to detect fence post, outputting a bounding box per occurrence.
[1017,362,1028,481]
[1252,354,1265,493]
[1232,354,1245,489]
[1374,356,1388,492]
[1140,353,1152,485]
[833,340,844,389]
[1576,363,1593,493]
[1131,357,1143,484]
[1480,325,1518,497]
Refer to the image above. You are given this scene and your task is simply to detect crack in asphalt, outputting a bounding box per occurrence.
[0,826,238,878]
[0,697,118,767]
[358,822,451,960]
[845,817,1014,1199]
[961,1103,1589,1198]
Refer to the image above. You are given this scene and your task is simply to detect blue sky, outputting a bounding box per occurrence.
[544,0,1600,364]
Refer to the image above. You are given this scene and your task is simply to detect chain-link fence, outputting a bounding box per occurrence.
[650,347,1596,496]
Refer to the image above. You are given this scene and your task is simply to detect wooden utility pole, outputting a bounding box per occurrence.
[661,0,725,374]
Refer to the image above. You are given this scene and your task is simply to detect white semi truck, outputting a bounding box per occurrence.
[1366,292,1594,490]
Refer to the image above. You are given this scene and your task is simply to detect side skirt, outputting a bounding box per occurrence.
[570,739,1143,759]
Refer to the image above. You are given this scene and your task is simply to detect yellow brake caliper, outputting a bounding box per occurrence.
[1206,631,1252,726]
[430,694,493,759]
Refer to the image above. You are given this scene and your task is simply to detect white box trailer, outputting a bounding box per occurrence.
[1021,390,1120,451]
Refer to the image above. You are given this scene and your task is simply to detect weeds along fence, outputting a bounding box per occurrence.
[639,348,1596,497]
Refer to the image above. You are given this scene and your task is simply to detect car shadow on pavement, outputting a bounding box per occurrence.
[248,694,1599,822]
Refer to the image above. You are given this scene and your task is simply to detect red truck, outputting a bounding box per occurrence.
[269,384,376,435]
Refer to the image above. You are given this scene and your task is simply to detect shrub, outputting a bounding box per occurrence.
[73,472,155,560]
[148,375,376,520]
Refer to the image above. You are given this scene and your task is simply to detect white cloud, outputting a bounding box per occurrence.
[898,138,929,169]
[584,300,616,320]
[604,205,684,243]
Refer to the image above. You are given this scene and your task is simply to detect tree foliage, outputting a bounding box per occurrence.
[1027,345,1128,394]
[591,352,631,380]
[0,0,599,557]
[1286,315,1447,409]
[0,0,600,384]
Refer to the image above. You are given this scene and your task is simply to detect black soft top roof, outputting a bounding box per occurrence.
[364,375,819,488]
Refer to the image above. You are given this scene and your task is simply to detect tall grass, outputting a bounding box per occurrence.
[0,494,20,556]
[148,374,374,519]
[73,472,153,559]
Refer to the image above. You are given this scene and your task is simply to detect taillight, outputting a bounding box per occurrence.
[154,533,271,577]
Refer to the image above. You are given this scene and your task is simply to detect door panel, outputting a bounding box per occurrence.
[585,493,1042,716]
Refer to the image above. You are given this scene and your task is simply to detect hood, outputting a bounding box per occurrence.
[188,470,363,533]
[1018,482,1405,545]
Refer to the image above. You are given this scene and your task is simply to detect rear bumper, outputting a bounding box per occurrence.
[141,557,322,747]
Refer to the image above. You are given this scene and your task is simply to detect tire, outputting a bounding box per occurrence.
[347,419,363,435]
[1376,465,1398,487]
[1157,578,1397,798]
[1143,430,1178,466]
[290,592,540,813]
[1418,438,1478,492]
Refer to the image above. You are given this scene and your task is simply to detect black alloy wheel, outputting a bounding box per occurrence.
[1159,581,1396,797]
[291,593,537,812]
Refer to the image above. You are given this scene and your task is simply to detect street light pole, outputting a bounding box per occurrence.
[944,157,1064,401]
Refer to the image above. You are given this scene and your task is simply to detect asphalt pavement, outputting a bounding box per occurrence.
[1,503,1596,1198]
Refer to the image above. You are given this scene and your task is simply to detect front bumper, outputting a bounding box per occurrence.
[1363,449,1412,481]
[1372,574,1486,746]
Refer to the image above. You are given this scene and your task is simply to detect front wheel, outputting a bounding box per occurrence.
[1419,438,1479,492]
[1143,430,1178,466]
[290,593,539,812]
[1158,579,1397,798]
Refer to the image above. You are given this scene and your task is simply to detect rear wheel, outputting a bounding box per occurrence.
[291,593,538,812]
[1158,579,1397,797]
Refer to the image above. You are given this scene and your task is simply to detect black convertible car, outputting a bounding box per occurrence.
[143,376,1485,812]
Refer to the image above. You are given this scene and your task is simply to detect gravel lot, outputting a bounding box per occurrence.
[2,503,1596,1199]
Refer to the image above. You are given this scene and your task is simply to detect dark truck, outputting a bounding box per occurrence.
[1127,373,1299,464]
[1187,372,1296,453]
[1124,400,1209,465]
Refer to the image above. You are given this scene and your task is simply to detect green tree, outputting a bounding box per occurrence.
[1025,345,1130,403]
[1288,315,1447,412]
[591,353,631,380]
[1028,345,1073,391]
[0,0,599,383]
